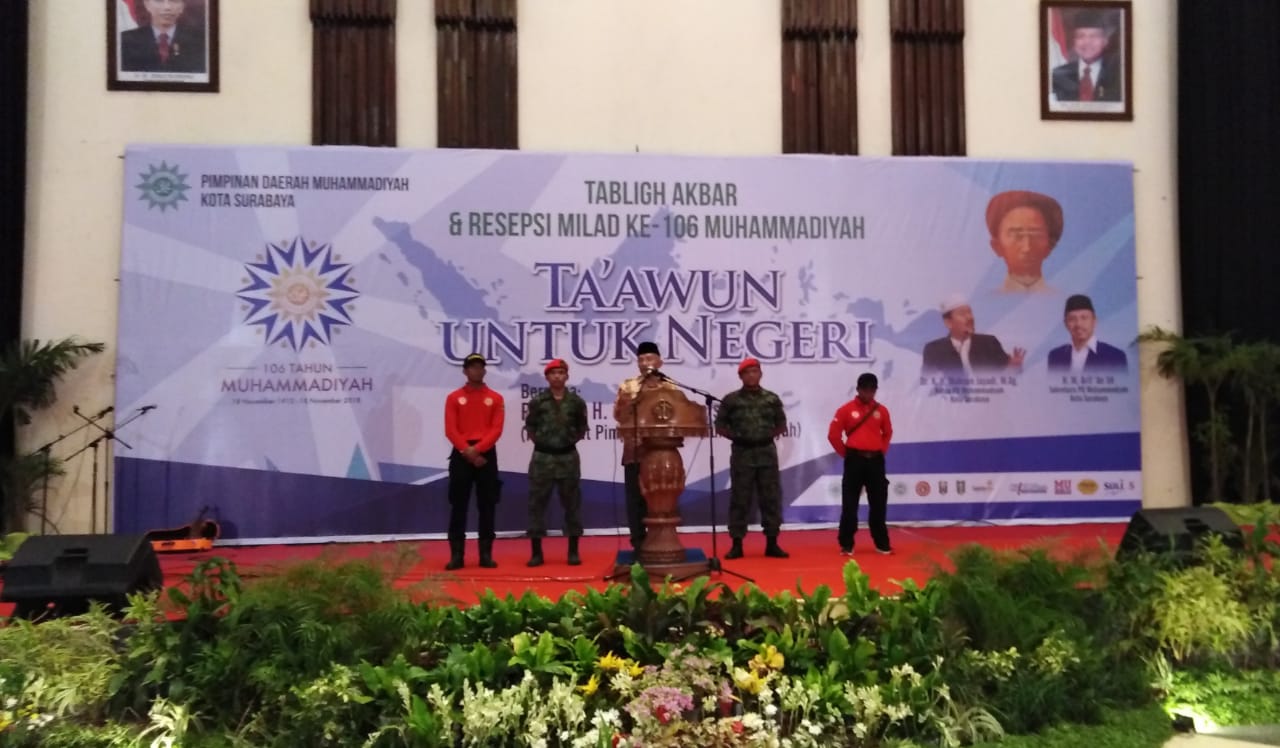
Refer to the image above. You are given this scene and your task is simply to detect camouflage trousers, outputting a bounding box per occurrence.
[527,450,584,538]
[727,447,783,538]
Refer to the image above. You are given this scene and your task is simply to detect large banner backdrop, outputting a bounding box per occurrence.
[115,146,1140,542]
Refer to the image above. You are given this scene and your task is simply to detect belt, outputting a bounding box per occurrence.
[533,444,576,456]
[731,438,775,448]
[847,449,882,458]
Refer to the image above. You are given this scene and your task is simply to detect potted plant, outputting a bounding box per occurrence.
[0,337,105,532]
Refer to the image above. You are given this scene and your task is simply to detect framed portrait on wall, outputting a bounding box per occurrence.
[107,0,219,92]
[1040,1,1132,121]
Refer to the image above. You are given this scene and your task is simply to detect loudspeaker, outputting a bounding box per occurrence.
[1117,507,1245,563]
[0,534,163,619]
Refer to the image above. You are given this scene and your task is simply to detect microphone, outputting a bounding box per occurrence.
[97,406,114,418]
[644,367,669,382]
[139,404,157,412]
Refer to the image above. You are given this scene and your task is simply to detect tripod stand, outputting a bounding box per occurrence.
[27,405,114,534]
[656,372,754,584]
[63,405,152,534]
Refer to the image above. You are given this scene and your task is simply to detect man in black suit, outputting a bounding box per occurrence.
[922,295,1026,375]
[1047,294,1128,373]
[1051,10,1122,102]
[120,0,206,74]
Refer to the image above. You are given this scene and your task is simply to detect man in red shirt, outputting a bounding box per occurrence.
[443,353,505,570]
[826,372,894,556]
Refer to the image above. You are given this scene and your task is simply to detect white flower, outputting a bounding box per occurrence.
[807,721,823,735]
[886,703,913,722]
[765,703,778,716]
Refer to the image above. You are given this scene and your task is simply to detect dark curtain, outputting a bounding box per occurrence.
[1177,0,1280,501]
[0,0,30,519]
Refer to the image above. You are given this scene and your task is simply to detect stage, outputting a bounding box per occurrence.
[0,524,1128,617]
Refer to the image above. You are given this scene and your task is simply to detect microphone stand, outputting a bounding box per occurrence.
[653,371,754,584]
[25,406,112,534]
[101,407,155,532]
[63,406,138,534]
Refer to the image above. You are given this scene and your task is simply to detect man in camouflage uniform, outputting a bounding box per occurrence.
[714,358,790,559]
[525,358,589,567]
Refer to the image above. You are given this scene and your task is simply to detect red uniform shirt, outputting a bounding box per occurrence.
[445,384,505,453]
[827,397,892,457]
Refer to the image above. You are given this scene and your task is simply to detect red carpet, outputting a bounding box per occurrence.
[1,524,1127,616]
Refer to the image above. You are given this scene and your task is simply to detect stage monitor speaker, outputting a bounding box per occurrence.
[0,534,162,619]
[1116,507,1244,563]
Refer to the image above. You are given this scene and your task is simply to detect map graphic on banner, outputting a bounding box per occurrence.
[114,146,1140,542]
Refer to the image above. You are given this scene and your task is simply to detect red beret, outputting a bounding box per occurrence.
[544,359,568,374]
[985,190,1064,245]
[738,357,761,374]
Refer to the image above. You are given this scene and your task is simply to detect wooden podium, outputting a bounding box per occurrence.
[612,383,711,580]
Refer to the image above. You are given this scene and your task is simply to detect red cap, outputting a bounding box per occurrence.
[544,358,568,374]
[738,357,761,374]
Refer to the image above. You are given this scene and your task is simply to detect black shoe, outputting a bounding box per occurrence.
[479,540,497,569]
[840,545,854,556]
[725,539,745,559]
[567,536,581,566]
[876,546,894,556]
[445,540,465,571]
[765,537,790,559]
[527,538,544,568]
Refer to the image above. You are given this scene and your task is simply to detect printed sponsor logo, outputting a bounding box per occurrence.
[893,482,909,497]
[1077,479,1099,495]
[1011,482,1049,495]
[1054,479,1072,495]
[956,480,966,495]
[915,481,931,497]
[938,480,948,495]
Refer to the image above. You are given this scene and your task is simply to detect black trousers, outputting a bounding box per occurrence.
[624,463,647,548]
[839,452,890,550]
[447,447,500,543]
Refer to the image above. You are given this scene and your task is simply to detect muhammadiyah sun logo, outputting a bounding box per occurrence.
[136,161,191,211]
[237,237,359,351]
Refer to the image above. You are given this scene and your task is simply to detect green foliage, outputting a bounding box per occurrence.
[0,531,28,561]
[1149,563,1251,663]
[2,525,1274,746]
[112,549,446,741]
[0,337,105,531]
[1209,500,1280,529]
[1166,668,1280,727]
[1116,534,1280,668]
[976,704,1172,748]
[0,338,107,426]
[0,605,123,722]
[934,545,1151,733]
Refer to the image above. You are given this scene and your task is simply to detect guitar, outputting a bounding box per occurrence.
[145,505,221,553]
